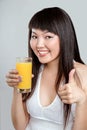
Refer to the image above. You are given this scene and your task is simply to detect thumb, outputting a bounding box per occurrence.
[68,69,75,83]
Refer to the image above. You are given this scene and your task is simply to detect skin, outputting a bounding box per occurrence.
[6,29,87,130]
[30,29,60,106]
[58,67,87,130]
[30,29,60,64]
[6,70,29,130]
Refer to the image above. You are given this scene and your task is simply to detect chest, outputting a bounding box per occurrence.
[26,71,75,124]
[40,71,57,107]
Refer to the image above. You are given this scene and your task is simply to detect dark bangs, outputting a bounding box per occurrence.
[28,7,62,34]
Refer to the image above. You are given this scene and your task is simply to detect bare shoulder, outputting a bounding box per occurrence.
[74,61,87,94]
[74,61,87,69]
[74,61,87,78]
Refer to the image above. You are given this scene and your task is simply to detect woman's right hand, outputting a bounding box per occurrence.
[6,69,21,87]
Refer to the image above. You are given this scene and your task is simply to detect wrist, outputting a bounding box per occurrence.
[13,87,22,97]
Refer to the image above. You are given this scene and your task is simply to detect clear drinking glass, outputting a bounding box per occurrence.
[16,57,32,93]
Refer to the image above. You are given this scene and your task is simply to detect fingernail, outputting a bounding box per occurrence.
[18,76,22,82]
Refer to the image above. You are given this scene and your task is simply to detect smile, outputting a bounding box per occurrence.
[37,49,49,57]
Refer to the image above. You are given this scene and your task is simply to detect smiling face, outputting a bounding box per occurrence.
[30,29,60,64]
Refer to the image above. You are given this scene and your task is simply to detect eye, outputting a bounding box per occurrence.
[31,35,37,39]
[45,36,53,39]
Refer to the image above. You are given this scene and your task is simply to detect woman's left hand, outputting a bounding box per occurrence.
[58,69,87,104]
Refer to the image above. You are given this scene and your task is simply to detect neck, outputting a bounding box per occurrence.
[44,60,59,75]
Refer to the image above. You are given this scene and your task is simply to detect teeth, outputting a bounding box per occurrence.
[37,49,49,56]
[39,51,48,54]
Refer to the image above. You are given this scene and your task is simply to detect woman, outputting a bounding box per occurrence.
[6,7,87,130]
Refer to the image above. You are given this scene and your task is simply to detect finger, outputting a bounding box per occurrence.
[58,85,66,91]
[6,78,20,84]
[9,69,19,74]
[6,73,19,79]
[60,93,72,99]
[58,84,72,97]
[32,74,34,78]
[58,87,72,96]
[61,95,74,104]
[6,78,20,87]
[6,69,19,79]
[68,69,75,83]
[7,82,18,87]
[61,99,73,104]
[59,83,71,91]
[58,89,69,96]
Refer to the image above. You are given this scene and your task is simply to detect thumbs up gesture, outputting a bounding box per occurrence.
[58,69,86,104]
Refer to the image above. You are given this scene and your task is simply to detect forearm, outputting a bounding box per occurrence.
[11,88,29,130]
[72,99,87,130]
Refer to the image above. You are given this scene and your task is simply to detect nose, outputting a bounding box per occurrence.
[36,37,45,48]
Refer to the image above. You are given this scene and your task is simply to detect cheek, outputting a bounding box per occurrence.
[51,37,60,55]
[53,49,60,58]
[53,43,60,55]
[30,41,35,50]
[30,41,37,55]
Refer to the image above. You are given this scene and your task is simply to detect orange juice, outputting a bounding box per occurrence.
[16,61,32,91]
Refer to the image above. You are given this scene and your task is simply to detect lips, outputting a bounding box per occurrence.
[37,49,49,57]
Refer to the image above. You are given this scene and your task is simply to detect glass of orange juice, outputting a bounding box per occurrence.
[16,57,32,93]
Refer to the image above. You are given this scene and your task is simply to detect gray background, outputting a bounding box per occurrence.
[0,0,87,130]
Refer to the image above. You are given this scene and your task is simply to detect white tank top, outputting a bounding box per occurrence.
[26,66,76,130]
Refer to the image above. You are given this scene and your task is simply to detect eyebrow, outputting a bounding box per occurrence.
[32,30,49,35]
[31,31,37,35]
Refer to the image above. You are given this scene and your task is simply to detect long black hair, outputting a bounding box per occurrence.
[23,7,84,128]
